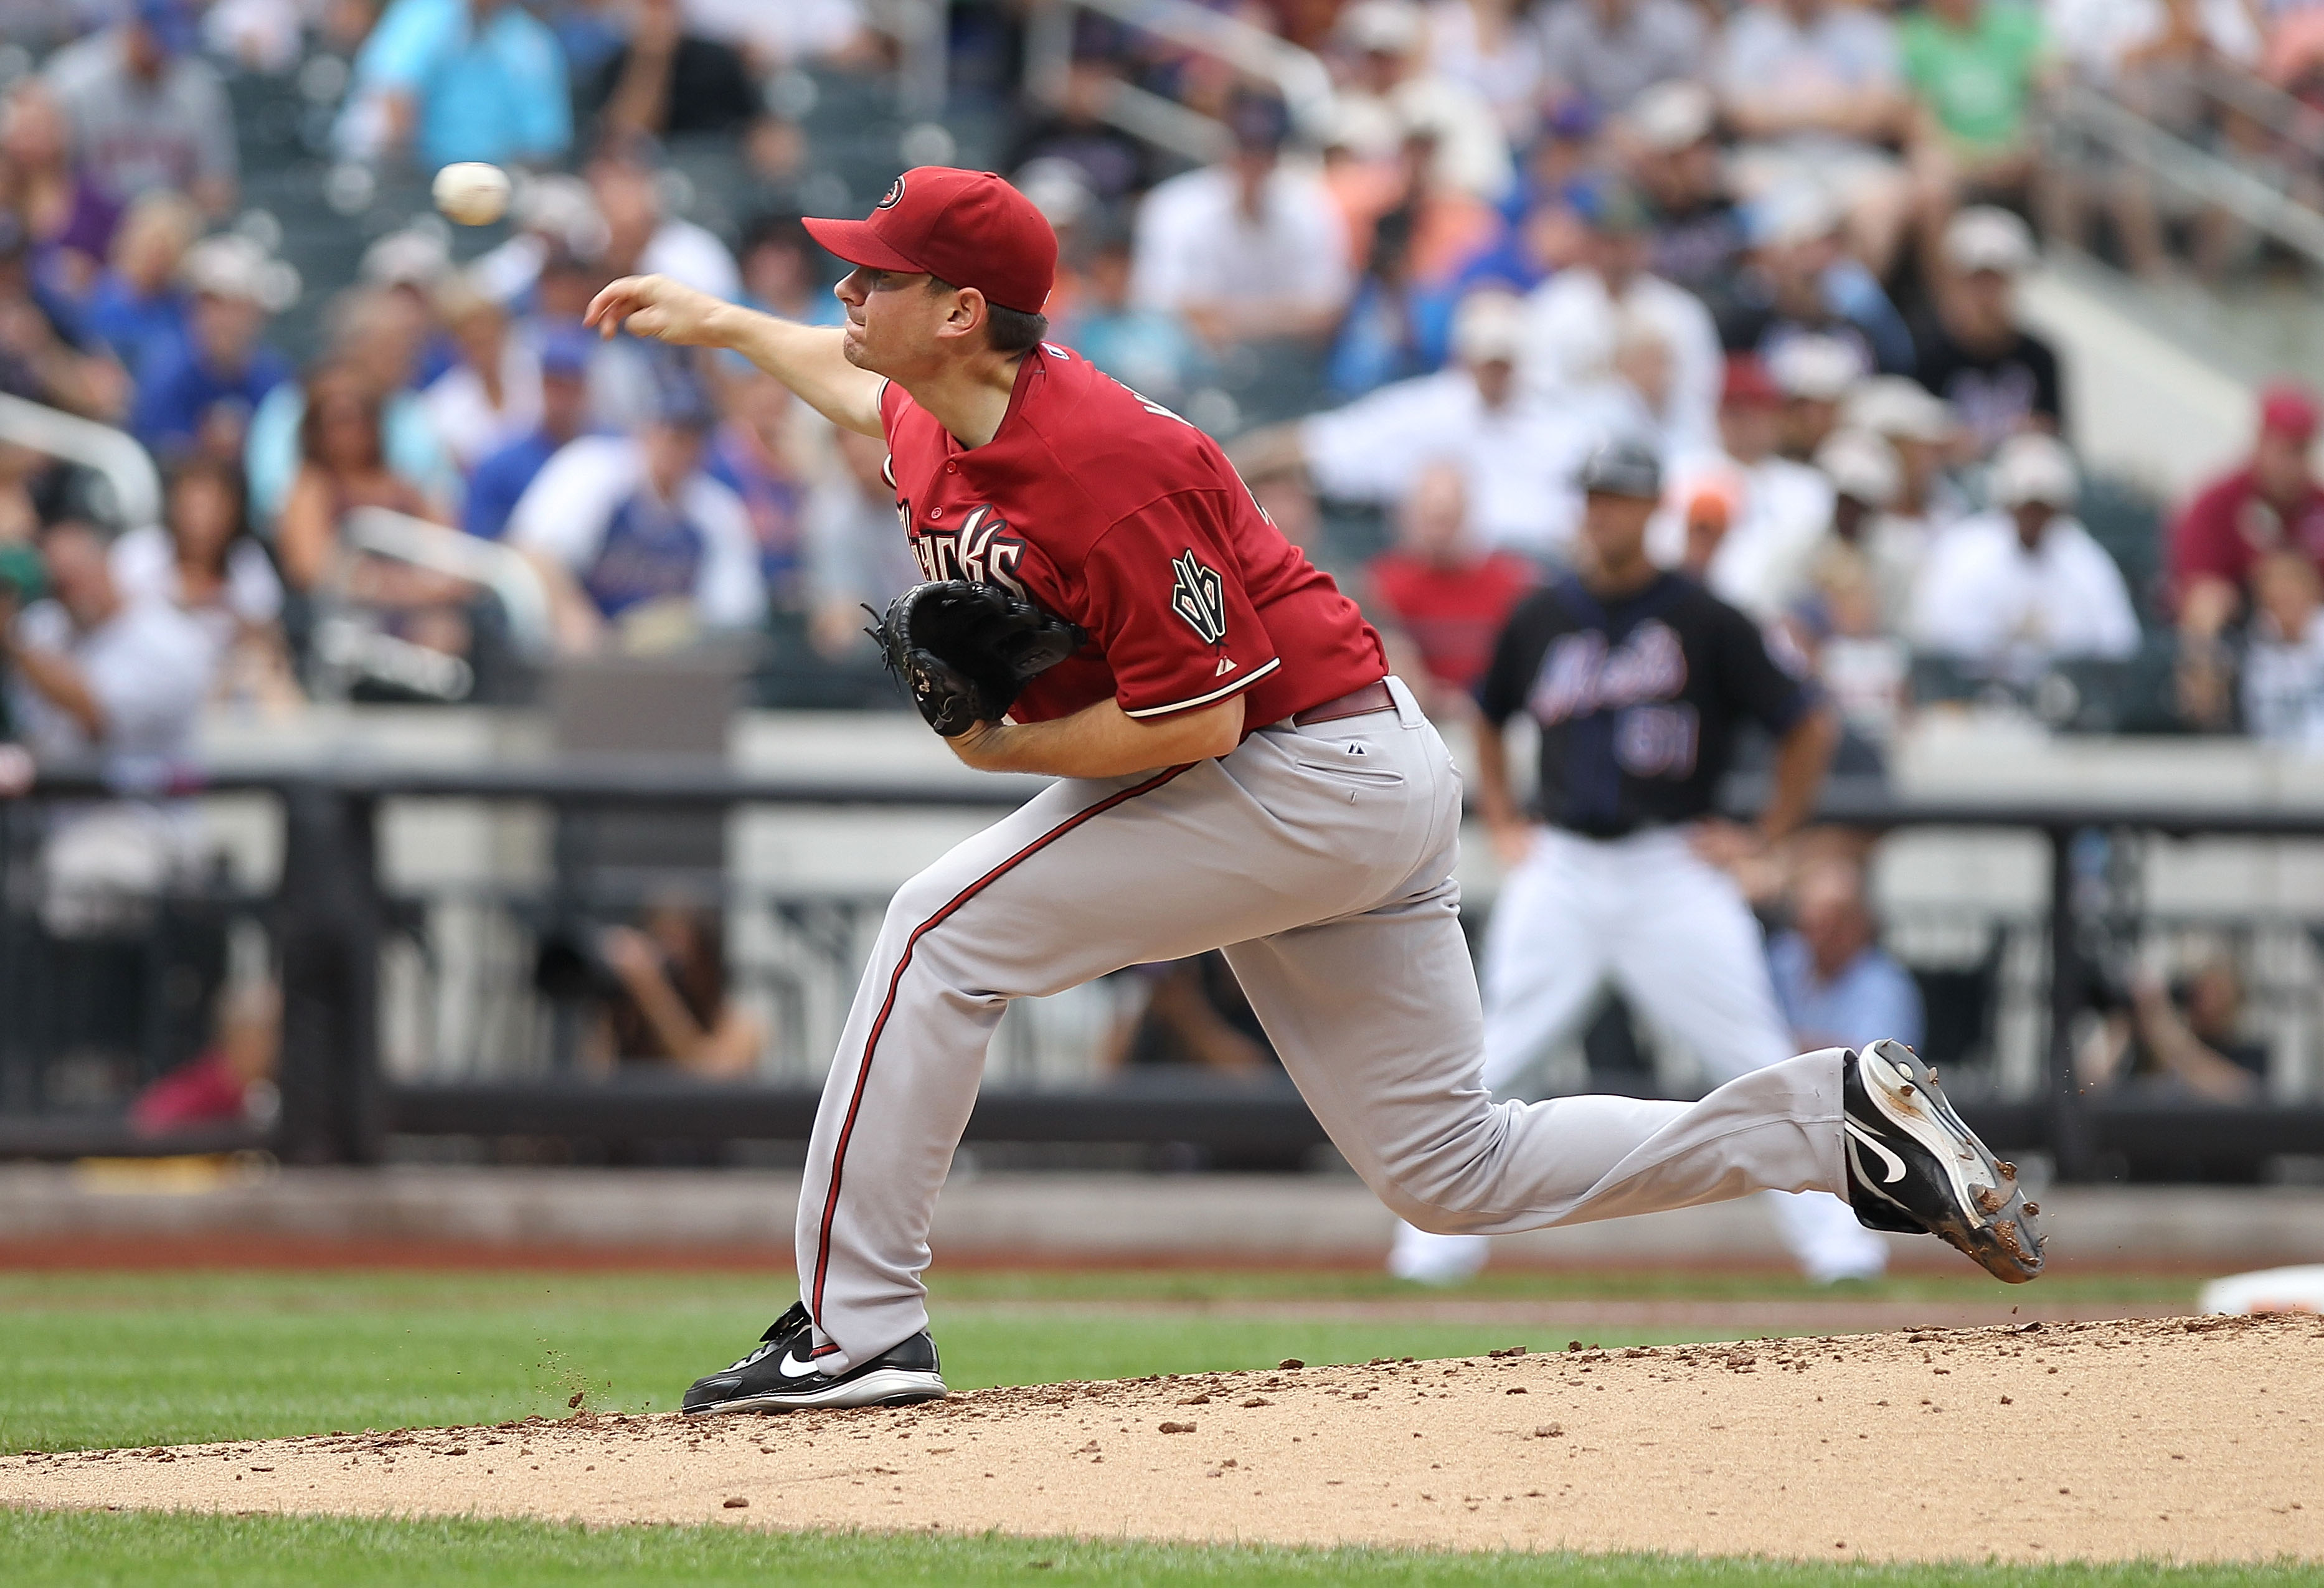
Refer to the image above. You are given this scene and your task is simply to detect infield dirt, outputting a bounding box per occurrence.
[5,1313,2318,1565]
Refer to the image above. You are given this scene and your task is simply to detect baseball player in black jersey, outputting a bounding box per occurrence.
[1391,439,1894,1285]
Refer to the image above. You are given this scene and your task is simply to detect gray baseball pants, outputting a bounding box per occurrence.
[797,678,1851,1368]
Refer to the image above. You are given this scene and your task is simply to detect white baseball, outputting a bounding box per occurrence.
[432,162,511,227]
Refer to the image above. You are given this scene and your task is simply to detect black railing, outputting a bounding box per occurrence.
[6,760,2324,1179]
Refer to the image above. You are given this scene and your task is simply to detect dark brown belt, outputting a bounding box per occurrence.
[1292,678,1396,727]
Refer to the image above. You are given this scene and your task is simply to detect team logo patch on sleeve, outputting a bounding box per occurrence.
[1169,551,1227,646]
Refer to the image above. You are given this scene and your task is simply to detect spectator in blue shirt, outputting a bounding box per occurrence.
[130,234,292,462]
[79,190,201,380]
[1768,856,1925,1054]
[344,0,572,173]
[1057,227,1207,412]
[740,213,843,329]
[463,328,594,541]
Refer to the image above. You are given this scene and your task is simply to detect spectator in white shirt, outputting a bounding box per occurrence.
[1767,330,1867,463]
[1233,290,1634,563]
[508,376,765,654]
[1655,353,1836,623]
[1843,374,1970,528]
[1538,0,1708,113]
[591,154,741,304]
[4,518,213,768]
[1719,0,1914,274]
[110,456,291,702]
[1520,181,1722,456]
[805,426,924,661]
[1911,432,2141,674]
[1131,93,1354,352]
[1331,1,1516,202]
[682,0,873,73]
[3,518,220,927]
[2237,548,2324,746]
[1426,0,1549,144]
[423,274,542,474]
[1812,425,1927,633]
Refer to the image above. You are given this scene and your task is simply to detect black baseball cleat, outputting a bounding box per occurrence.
[1842,1039,2046,1283]
[683,1302,947,1414]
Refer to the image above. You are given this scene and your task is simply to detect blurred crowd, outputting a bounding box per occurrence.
[0,0,2307,1115]
[0,0,2315,774]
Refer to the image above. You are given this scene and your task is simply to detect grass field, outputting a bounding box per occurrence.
[7,1264,2283,1587]
[0,1266,2197,1453]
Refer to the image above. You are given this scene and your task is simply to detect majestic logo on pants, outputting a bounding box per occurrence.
[1170,550,1227,645]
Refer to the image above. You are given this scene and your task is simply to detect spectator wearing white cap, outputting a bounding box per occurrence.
[1235,289,1635,562]
[1813,425,1925,630]
[1519,179,1722,456]
[1910,432,2138,673]
[1623,81,1746,296]
[1717,0,1914,275]
[1329,0,1516,202]
[1692,424,1914,639]
[1912,206,2062,455]
[128,234,296,463]
[1767,331,1865,461]
[1713,185,1915,381]
[1843,374,1970,526]
[1131,92,1354,352]
[1536,0,1708,116]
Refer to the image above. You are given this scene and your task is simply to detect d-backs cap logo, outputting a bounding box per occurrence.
[877,176,905,210]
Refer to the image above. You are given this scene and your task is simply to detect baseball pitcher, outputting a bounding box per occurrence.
[583,168,2044,1413]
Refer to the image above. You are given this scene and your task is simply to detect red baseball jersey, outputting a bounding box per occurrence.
[876,344,1385,727]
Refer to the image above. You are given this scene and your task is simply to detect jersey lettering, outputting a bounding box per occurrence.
[1613,703,1699,778]
[1111,376,1196,430]
[907,503,1029,598]
[1170,550,1228,646]
[1528,620,1688,725]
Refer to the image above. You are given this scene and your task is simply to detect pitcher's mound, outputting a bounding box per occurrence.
[6,1313,2319,1564]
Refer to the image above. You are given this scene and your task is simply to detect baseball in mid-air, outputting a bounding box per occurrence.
[432,162,511,227]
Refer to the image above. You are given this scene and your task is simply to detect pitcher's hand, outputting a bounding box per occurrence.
[585,273,729,347]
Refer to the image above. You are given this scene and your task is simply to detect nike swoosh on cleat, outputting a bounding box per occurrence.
[1846,1120,1908,1184]
[777,1351,823,1380]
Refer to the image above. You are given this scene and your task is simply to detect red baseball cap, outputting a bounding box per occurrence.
[2259,379,2320,443]
[1721,354,1782,409]
[803,167,1057,316]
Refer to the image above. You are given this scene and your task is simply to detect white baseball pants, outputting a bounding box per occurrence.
[1388,826,1890,1285]
[798,679,1856,1368]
